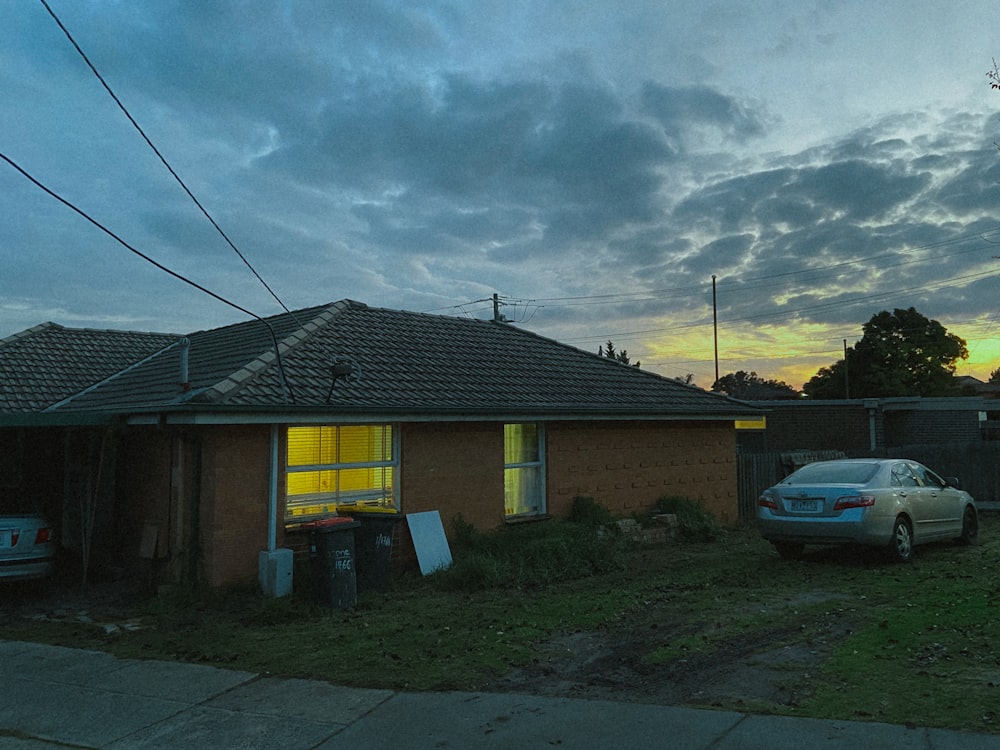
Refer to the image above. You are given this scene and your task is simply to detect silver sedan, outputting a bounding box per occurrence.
[758,458,979,561]
[0,512,56,581]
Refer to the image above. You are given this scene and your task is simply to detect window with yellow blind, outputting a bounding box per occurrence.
[504,423,545,518]
[285,425,397,520]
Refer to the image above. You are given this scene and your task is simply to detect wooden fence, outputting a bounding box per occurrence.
[736,443,1000,523]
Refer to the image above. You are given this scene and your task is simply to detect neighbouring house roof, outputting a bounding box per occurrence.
[2,300,759,424]
[0,323,179,414]
[957,375,1000,398]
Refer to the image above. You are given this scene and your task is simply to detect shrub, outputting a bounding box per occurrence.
[450,513,481,550]
[655,496,720,542]
[433,513,627,592]
[568,495,613,527]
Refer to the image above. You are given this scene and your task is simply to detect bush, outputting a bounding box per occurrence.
[655,496,720,542]
[568,495,613,527]
[449,513,481,550]
[434,511,627,592]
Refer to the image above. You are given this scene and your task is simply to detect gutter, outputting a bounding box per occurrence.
[122,411,763,426]
[0,412,117,427]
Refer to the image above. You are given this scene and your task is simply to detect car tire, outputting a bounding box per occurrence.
[773,541,804,560]
[887,516,913,562]
[957,506,979,546]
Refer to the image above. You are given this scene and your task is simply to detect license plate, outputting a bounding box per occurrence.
[0,530,11,548]
[789,499,820,513]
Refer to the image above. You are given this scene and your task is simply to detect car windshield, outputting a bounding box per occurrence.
[783,462,880,485]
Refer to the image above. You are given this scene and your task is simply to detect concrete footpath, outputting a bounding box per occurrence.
[1,640,997,749]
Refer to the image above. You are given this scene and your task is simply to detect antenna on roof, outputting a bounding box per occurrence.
[492,293,509,323]
[325,355,362,402]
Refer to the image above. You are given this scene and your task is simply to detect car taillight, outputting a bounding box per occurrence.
[758,495,778,509]
[833,494,875,510]
[34,527,52,544]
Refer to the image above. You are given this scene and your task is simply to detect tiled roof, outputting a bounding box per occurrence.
[47,304,330,413]
[0,323,179,413]
[6,301,757,420]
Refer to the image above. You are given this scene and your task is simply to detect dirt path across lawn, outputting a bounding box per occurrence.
[484,589,860,711]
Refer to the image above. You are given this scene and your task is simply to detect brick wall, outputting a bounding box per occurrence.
[198,425,271,588]
[546,421,739,526]
[884,410,982,445]
[399,422,505,531]
[113,418,739,587]
[752,403,872,452]
[396,419,739,565]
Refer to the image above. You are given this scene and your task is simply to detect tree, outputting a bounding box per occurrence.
[990,367,1000,384]
[598,340,640,367]
[712,370,800,400]
[803,307,968,399]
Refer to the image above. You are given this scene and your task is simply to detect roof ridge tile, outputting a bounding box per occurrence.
[43,337,184,412]
[0,322,62,348]
[195,303,348,404]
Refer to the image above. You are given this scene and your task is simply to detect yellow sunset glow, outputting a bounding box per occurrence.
[641,315,1000,391]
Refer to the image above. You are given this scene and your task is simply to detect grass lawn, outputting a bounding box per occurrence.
[2,507,998,733]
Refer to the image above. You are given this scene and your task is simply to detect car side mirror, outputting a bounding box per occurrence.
[943,476,962,489]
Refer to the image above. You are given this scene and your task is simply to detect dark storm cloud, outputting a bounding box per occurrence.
[752,195,824,228]
[681,234,755,277]
[935,158,1000,213]
[266,74,676,249]
[20,1,773,284]
[660,117,1000,339]
[676,155,931,235]
[640,82,766,145]
[673,168,797,233]
[793,160,931,221]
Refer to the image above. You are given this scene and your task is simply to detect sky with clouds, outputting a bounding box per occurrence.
[2,0,999,389]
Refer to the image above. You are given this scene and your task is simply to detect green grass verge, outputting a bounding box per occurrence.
[1,505,998,733]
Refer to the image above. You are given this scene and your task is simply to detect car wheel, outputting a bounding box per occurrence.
[888,516,913,562]
[957,506,979,546]
[773,541,804,560]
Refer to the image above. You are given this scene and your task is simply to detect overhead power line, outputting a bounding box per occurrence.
[39,0,295,319]
[0,151,296,402]
[2,153,250,316]
[526,227,1000,311]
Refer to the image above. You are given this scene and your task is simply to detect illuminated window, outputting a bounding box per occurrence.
[504,423,545,517]
[285,425,397,520]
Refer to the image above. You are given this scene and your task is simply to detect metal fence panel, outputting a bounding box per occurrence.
[737,443,1000,522]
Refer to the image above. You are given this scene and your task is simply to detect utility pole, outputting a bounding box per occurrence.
[712,275,719,385]
[844,339,850,399]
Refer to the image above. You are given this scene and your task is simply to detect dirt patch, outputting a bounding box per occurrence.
[0,577,144,634]
[483,592,858,711]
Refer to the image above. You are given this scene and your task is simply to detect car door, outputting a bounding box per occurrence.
[913,463,964,538]
[891,462,934,539]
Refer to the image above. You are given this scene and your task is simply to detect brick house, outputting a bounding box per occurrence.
[1,300,759,589]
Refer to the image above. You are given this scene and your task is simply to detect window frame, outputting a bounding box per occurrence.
[503,422,546,519]
[284,424,399,522]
